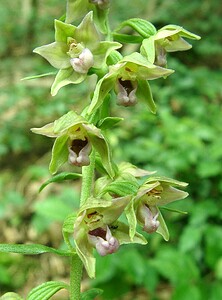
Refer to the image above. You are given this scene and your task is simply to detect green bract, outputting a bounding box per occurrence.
[126,176,188,241]
[87,52,174,114]
[33,12,121,95]
[141,25,201,66]
[31,111,115,177]
[73,196,147,278]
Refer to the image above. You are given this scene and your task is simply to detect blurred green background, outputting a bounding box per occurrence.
[0,0,222,299]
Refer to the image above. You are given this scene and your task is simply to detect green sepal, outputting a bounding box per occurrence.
[140,36,155,63]
[137,80,156,113]
[0,243,71,256]
[39,172,82,192]
[97,117,123,130]
[33,42,70,69]
[0,293,23,300]
[125,200,137,240]
[63,212,77,250]
[158,25,201,40]
[112,33,143,44]
[53,111,86,134]
[93,41,122,69]
[145,176,188,187]
[156,209,169,241]
[49,135,69,174]
[83,124,115,178]
[115,18,157,38]
[21,72,56,81]
[27,281,69,300]
[81,288,103,300]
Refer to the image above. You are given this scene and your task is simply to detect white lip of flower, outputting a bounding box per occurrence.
[70,48,94,74]
[88,226,119,256]
[116,79,138,107]
[139,204,160,233]
[68,138,91,167]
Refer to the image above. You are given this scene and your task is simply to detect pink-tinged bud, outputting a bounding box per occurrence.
[116,79,138,107]
[138,204,160,234]
[88,226,119,256]
[70,48,94,74]
[68,138,91,167]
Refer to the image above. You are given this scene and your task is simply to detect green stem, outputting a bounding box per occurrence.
[80,148,96,206]
[70,254,83,300]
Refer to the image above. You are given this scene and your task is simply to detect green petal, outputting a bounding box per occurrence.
[137,80,156,113]
[112,221,147,245]
[145,176,188,187]
[158,25,201,40]
[51,68,86,96]
[93,41,122,68]
[87,73,116,114]
[33,42,70,69]
[156,209,169,241]
[54,19,76,43]
[74,12,100,48]
[49,135,69,174]
[158,185,189,206]
[164,37,192,52]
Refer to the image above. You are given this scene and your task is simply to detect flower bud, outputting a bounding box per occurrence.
[116,79,138,107]
[88,226,119,256]
[89,0,110,10]
[68,138,91,167]
[137,204,160,234]
[70,48,94,74]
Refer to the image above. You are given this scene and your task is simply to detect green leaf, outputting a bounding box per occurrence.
[39,172,82,192]
[0,243,71,256]
[49,135,69,174]
[0,293,23,300]
[115,18,157,38]
[97,117,123,130]
[63,212,77,250]
[27,281,69,300]
[161,206,188,214]
[112,33,143,44]
[81,288,103,300]
[21,72,56,81]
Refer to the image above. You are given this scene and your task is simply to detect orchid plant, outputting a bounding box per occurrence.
[0,1,200,299]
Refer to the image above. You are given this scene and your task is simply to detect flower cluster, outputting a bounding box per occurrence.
[31,0,200,279]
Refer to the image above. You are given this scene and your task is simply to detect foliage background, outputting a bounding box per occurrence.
[0,0,222,299]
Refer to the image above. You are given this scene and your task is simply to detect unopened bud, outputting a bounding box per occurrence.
[89,0,110,10]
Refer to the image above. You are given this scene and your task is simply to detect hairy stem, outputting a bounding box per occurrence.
[70,254,83,300]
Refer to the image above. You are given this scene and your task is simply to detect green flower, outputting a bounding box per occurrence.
[74,196,147,278]
[87,52,174,114]
[126,176,188,241]
[33,12,121,95]
[31,111,114,177]
[141,25,201,67]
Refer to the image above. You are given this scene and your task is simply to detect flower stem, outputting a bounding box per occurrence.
[70,254,83,300]
[80,148,96,206]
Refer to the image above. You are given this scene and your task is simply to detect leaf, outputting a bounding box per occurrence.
[21,72,56,81]
[81,288,103,300]
[0,243,71,256]
[97,117,123,130]
[161,206,188,214]
[0,293,24,300]
[62,212,77,250]
[115,18,157,38]
[27,281,69,300]
[39,172,82,192]
[112,33,143,44]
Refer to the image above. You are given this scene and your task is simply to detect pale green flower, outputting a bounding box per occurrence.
[33,12,121,95]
